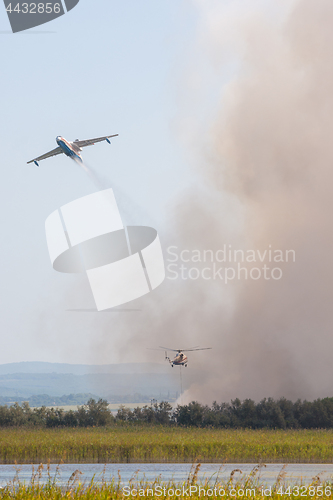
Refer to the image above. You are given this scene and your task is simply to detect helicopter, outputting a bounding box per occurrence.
[148,346,212,367]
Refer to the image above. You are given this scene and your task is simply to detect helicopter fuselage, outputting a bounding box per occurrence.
[168,352,188,367]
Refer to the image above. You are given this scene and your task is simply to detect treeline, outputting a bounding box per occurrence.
[2,397,333,428]
[172,398,333,429]
[0,399,113,428]
[118,397,333,429]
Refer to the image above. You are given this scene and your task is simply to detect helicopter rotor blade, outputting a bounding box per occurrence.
[159,346,182,352]
[173,346,200,351]
[149,346,212,353]
[181,347,212,352]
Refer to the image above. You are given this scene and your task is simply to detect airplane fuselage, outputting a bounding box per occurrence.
[56,136,82,162]
[28,133,118,166]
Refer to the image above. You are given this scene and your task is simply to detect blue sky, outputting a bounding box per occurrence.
[0,0,197,214]
[0,0,204,364]
[0,0,240,365]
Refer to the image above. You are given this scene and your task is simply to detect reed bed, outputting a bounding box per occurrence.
[0,427,333,464]
[1,463,333,499]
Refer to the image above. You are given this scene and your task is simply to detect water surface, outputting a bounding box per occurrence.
[1,463,333,487]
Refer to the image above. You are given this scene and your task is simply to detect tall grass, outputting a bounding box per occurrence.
[0,462,332,499]
[0,427,333,463]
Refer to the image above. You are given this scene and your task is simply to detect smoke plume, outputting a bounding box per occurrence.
[98,0,333,403]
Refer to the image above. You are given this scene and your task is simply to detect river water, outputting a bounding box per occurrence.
[0,463,333,488]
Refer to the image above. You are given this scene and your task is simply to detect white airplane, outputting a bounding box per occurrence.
[27,134,118,166]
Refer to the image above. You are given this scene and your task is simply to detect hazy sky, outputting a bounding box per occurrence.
[0,1,235,365]
[0,1,187,363]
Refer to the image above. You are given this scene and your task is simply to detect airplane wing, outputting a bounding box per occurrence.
[27,147,63,164]
[72,134,119,148]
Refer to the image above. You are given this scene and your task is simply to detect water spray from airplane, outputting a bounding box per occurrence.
[73,157,108,192]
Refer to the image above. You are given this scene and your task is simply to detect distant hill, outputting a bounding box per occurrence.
[0,362,209,403]
[0,393,99,407]
[0,362,170,399]
[0,362,166,375]
[0,371,179,399]
[0,393,165,407]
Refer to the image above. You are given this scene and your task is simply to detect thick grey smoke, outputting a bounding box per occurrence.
[96,0,333,403]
